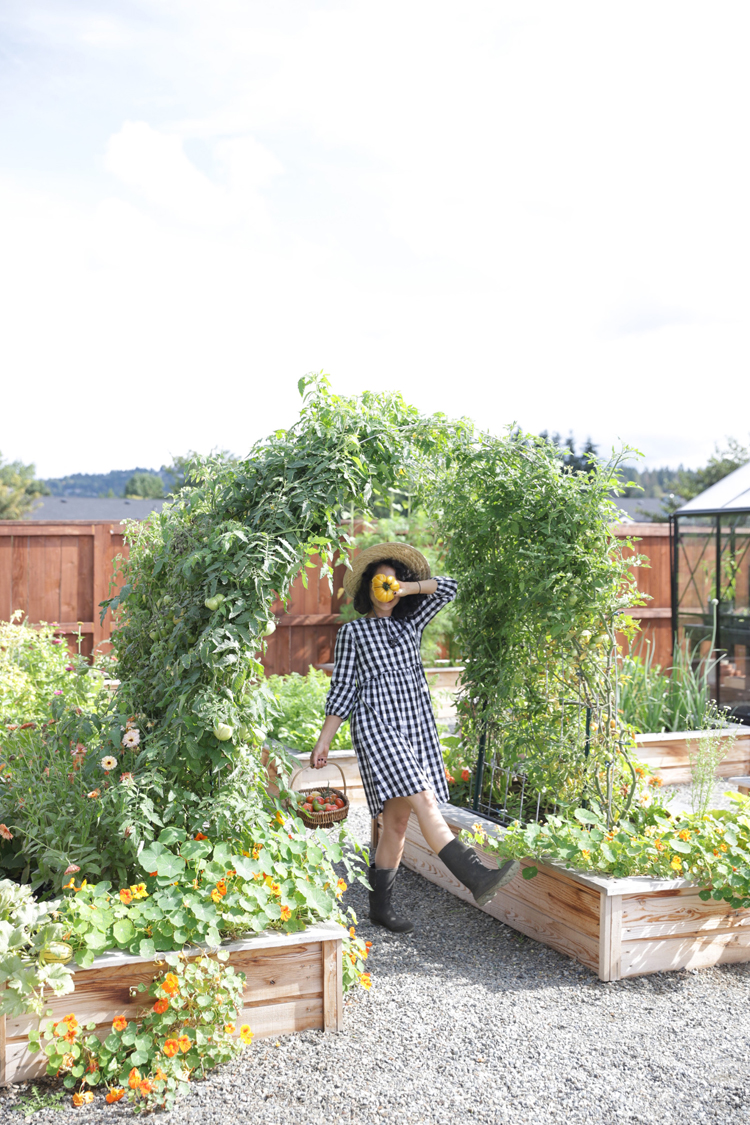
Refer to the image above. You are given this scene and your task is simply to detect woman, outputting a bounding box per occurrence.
[310,542,519,933]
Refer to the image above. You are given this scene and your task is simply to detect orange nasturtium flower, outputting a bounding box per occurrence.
[678,830,691,842]
[153,998,169,1014]
[280,905,291,922]
[224,1023,236,1035]
[163,1039,179,1058]
[461,768,471,781]
[177,1035,191,1053]
[105,1088,125,1103]
[72,1091,93,1106]
[161,972,180,996]
[194,832,209,840]
[139,1079,153,1096]
[275,810,285,826]
[154,1067,167,1082]
[215,880,227,896]
[349,926,356,938]
[365,941,373,952]
[211,889,222,904]
[359,973,372,990]
[240,1024,253,1045]
[112,1015,128,1032]
[119,888,133,905]
[335,878,347,899]
[128,1067,142,1089]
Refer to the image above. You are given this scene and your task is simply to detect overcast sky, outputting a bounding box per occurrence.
[1,1,748,478]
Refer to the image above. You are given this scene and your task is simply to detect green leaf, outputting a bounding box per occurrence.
[522,866,539,880]
[139,938,156,959]
[112,919,135,944]
[670,839,692,854]
[155,853,186,878]
[159,826,187,846]
[573,808,604,827]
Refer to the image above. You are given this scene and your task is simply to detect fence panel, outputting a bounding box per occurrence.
[612,522,672,669]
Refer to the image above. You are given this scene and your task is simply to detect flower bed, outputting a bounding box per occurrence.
[634,726,750,785]
[0,921,344,1087]
[384,805,750,982]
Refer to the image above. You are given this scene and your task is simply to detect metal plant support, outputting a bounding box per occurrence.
[471,630,638,830]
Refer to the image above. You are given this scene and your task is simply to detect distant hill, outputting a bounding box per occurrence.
[44,468,174,498]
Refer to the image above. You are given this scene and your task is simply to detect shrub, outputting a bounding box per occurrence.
[0,615,106,726]
[265,667,352,755]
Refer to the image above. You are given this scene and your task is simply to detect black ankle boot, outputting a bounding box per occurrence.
[368,866,415,933]
[438,838,520,907]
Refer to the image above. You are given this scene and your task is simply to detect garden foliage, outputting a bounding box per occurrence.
[0,616,106,726]
[429,431,645,822]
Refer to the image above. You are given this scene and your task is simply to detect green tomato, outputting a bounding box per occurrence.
[237,724,250,740]
[213,722,233,741]
[262,620,276,637]
[204,594,225,611]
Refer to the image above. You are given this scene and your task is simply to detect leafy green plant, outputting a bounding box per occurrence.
[265,667,352,755]
[428,430,645,824]
[619,637,724,733]
[461,792,750,910]
[689,723,736,817]
[0,615,106,726]
[11,1084,66,1118]
[58,810,369,972]
[0,879,74,1017]
[28,951,247,1112]
[0,715,160,889]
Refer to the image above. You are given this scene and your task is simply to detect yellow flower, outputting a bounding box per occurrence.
[280,905,291,921]
[720,844,728,853]
[335,878,347,899]
[670,856,682,871]
[580,849,591,862]
[349,926,356,938]
[359,972,372,990]
[275,811,285,826]
[677,830,691,842]
[240,1024,253,1045]
[130,883,148,899]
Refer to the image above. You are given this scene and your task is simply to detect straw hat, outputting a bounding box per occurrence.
[343,541,431,598]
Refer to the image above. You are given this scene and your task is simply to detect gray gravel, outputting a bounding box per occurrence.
[3,804,750,1125]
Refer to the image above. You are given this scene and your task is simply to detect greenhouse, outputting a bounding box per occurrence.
[672,460,750,721]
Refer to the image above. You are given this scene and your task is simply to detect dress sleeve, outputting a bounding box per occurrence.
[325,624,358,719]
[408,577,458,635]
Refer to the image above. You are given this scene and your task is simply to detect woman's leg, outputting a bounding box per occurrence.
[403,790,455,854]
[369,796,414,933]
[374,796,412,869]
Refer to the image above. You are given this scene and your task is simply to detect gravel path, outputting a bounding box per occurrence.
[3,805,750,1125]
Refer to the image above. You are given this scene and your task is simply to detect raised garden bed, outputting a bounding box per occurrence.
[634,724,750,784]
[379,805,750,982]
[0,921,344,1087]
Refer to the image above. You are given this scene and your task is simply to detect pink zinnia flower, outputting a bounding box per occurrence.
[53,690,63,696]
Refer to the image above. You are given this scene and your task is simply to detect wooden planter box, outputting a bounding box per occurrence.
[635,725,750,784]
[382,805,750,982]
[0,921,344,1087]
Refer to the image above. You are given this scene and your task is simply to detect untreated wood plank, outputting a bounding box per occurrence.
[621,887,750,939]
[620,928,750,978]
[59,537,79,622]
[11,536,29,617]
[322,940,343,1032]
[0,539,12,620]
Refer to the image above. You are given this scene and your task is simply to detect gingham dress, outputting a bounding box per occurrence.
[325,577,458,817]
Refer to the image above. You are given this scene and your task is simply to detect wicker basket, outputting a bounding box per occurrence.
[289,762,350,829]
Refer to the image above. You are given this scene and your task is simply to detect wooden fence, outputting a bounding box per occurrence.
[612,522,672,669]
[0,521,127,658]
[0,519,672,676]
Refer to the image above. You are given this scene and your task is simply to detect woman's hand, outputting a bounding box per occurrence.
[310,714,344,769]
[310,743,329,769]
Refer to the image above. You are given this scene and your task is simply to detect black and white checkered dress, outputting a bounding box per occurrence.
[325,577,458,817]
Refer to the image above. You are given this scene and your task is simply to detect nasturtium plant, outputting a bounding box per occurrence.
[28,951,248,1112]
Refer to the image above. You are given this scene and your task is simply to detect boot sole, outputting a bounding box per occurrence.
[474,860,521,907]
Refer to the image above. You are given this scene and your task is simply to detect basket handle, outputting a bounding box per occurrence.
[289,760,347,798]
